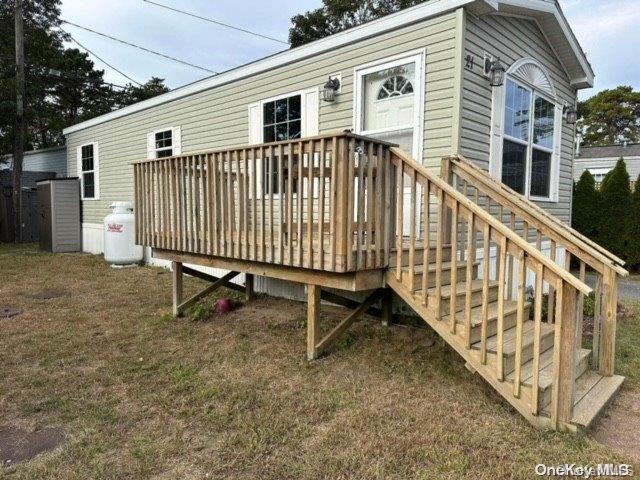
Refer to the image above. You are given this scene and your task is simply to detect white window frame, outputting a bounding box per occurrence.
[489,58,563,203]
[247,87,319,198]
[77,142,99,201]
[353,49,426,163]
[147,126,182,159]
[587,167,612,183]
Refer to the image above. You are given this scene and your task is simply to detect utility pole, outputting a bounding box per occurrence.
[13,0,25,243]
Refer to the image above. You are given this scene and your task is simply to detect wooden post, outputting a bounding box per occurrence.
[440,158,453,245]
[552,281,577,428]
[333,138,350,269]
[172,261,183,317]
[381,288,393,327]
[307,284,321,360]
[598,268,618,376]
[245,273,254,302]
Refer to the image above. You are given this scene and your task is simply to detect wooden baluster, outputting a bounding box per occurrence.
[346,138,355,270]
[297,142,304,267]
[208,155,216,256]
[507,212,516,299]
[383,148,392,269]
[464,212,476,349]
[243,150,250,259]
[160,159,167,249]
[226,152,234,257]
[175,160,182,251]
[200,155,208,254]
[307,140,314,269]
[270,145,276,263]
[252,148,258,261]
[435,188,445,320]
[421,179,431,306]
[375,143,384,268]
[576,260,586,353]
[592,273,603,370]
[192,155,198,252]
[480,223,491,364]
[206,154,213,255]
[316,141,324,268]
[531,263,544,414]
[408,168,417,293]
[449,202,459,334]
[329,137,337,270]
[548,240,557,323]
[395,159,404,280]
[366,142,375,268]
[234,151,242,258]
[261,147,267,262]
[496,237,507,380]
[278,144,285,264]
[513,251,526,398]
[356,140,366,270]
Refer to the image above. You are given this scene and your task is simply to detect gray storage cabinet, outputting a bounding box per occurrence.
[37,178,81,252]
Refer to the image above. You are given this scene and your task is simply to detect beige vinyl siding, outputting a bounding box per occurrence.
[459,14,578,224]
[574,157,640,182]
[67,11,460,224]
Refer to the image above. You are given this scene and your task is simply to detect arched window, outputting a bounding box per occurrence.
[377,75,414,100]
[491,58,562,201]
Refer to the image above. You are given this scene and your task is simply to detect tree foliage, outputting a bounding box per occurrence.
[289,0,425,47]
[1,0,169,158]
[628,175,640,268]
[577,86,640,146]
[599,158,632,261]
[572,169,601,243]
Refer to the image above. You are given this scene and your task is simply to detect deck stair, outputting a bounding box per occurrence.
[134,132,627,433]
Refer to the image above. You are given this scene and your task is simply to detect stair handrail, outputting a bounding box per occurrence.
[390,147,592,295]
[446,154,627,277]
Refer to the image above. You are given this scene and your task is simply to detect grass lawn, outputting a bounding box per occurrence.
[0,244,638,479]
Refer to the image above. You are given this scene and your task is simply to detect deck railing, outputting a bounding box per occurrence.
[133,133,395,273]
[391,147,605,428]
[445,154,627,377]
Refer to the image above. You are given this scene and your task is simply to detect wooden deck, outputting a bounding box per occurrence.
[134,132,627,433]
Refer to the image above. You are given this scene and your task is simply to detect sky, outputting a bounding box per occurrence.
[59,0,640,100]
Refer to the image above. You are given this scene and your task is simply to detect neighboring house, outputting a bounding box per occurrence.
[573,143,640,187]
[1,146,68,177]
[61,0,627,433]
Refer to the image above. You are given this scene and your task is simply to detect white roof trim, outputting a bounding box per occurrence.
[63,0,592,135]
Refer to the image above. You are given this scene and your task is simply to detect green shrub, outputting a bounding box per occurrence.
[599,158,631,260]
[628,175,640,268]
[190,302,213,322]
[572,169,601,243]
[583,293,596,317]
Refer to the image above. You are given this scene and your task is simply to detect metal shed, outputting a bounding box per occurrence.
[37,178,81,253]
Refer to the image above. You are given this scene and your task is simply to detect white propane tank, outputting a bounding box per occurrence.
[104,201,143,265]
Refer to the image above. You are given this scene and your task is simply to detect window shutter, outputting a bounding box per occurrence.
[552,103,563,202]
[489,84,506,178]
[147,132,155,159]
[303,87,319,137]
[172,126,182,155]
[248,102,262,197]
[93,142,100,200]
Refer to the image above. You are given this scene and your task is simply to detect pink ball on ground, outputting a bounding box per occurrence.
[216,298,233,314]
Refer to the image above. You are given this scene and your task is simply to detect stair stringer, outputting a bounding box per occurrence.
[386,272,578,432]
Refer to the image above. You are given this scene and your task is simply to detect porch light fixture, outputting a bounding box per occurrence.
[564,105,578,125]
[323,76,341,102]
[488,58,505,87]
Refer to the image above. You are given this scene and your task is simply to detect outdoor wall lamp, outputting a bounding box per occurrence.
[323,76,341,102]
[488,58,505,87]
[564,105,578,125]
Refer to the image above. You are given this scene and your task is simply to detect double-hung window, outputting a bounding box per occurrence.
[154,129,173,158]
[262,94,302,195]
[79,143,98,200]
[501,78,556,199]
[147,126,182,159]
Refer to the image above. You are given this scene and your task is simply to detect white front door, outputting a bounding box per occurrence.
[355,51,424,234]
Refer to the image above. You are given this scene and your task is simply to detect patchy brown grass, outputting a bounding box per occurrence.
[0,244,637,479]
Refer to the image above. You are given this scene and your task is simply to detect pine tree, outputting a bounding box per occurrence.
[572,169,601,243]
[599,158,632,260]
[628,175,640,268]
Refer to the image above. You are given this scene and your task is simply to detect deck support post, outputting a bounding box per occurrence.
[245,274,255,302]
[381,288,393,327]
[307,284,321,360]
[172,261,183,317]
[552,282,578,428]
[598,268,618,376]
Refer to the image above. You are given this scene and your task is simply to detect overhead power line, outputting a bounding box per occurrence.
[61,28,143,86]
[142,0,289,45]
[61,19,217,74]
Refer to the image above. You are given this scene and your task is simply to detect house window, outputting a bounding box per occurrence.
[377,75,414,100]
[501,78,556,199]
[262,94,302,194]
[588,167,611,184]
[154,129,173,158]
[80,143,97,199]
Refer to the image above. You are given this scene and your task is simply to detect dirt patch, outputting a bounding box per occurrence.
[24,289,68,300]
[591,386,640,463]
[0,307,22,318]
[0,426,66,466]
